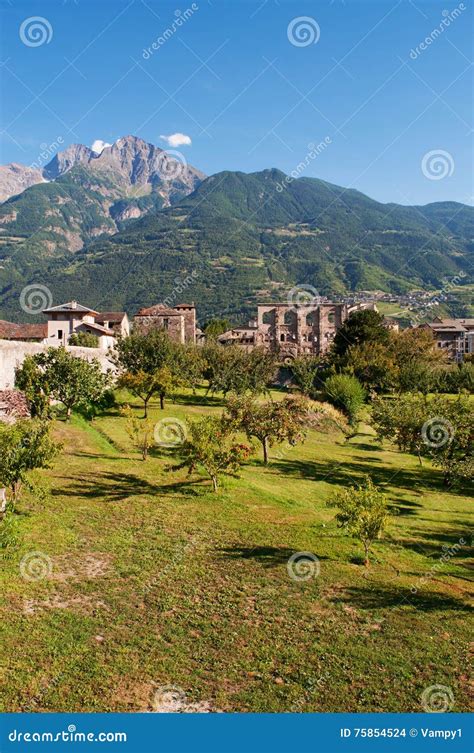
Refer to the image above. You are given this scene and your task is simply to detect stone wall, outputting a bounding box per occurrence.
[0,340,116,390]
[256,303,348,357]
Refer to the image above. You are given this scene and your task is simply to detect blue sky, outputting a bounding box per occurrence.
[1,0,472,205]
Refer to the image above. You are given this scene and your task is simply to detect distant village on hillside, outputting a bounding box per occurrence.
[0,297,473,365]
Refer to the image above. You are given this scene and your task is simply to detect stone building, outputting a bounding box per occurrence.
[43,301,118,349]
[133,303,196,344]
[421,318,474,361]
[256,303,348,357]
[218,302,376,358]
[95,312,130,338]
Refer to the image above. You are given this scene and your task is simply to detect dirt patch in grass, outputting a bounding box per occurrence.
[149,684,215,713]
[50,553,112,581]
[23,593,109,616]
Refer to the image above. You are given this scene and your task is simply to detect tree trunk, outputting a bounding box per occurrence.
[211,475,218,493]
[142,446,148,461]
[66,406,72,421]
[160,393,165,410]
[143,397,149,418]
[262,436,269,465]
[11,480,22,502]
[363,542,370,567]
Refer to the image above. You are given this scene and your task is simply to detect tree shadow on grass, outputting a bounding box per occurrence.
[157,477,209,497]
[70,452,128,462]
[171,393,224,408]
[218,545,329,568]
[396,528,472,559]
[331,583,472,612]
[389,498,424,517]
[351,455,383,463]
[347,442,383,452]
[269,457,456,495]
[52,472,160,502]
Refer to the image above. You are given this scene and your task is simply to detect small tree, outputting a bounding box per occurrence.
[225,395,309,464]
[176,416,252,492]
[245,349,277,394]
[69,332,99,348]
[110,330,175,374]
[390,328,446,393]
[290,356,323,398]
[203,344,276,397]
[371,394,428,462]
[425,395,473,487]
[17,347,111,421]
[15,356,51,419]
[372,393,473,486]
[121,405,155,460]
[323,374,366,426]
[327,476,390,566]
[119,366,176,416]
[345,341,398,394]
[111,331,184,411]
[171,344,206,394]
[204,319,230,339]
[0,420,59,502]
[48,349,111,420]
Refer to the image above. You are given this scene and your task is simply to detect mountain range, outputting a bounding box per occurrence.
[0,135,472,324]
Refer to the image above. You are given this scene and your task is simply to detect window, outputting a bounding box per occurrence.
[284,310,296,326]
[163,318,169,329]
[328,312,335,324]
[280,334,285,342]
[58,329,63,339]
[262,311,273,325]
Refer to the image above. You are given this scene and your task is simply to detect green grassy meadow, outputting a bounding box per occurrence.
[0,389,472,713]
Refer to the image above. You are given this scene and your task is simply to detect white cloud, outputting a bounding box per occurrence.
[91,139,112,155]
[160,133,192,148]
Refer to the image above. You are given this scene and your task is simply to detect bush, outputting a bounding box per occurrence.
[69,332,99,348]
[323,374,366,426]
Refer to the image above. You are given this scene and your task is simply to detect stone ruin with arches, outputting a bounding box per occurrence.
[218,302,376,359]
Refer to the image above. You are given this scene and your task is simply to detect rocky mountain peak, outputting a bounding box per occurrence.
[0,135,206,205]
[0,163,45,203]
[43,143,95,180]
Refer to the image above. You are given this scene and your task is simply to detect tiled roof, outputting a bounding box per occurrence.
[96,312,127,323]
[43,301,99,315]
[135,304,182,317]
[428,320,467,332]
[78,322,114,335]
[0,320,47,340]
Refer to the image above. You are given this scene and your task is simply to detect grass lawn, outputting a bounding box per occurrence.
[0,388,472,713]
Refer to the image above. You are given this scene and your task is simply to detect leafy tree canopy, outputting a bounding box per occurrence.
[332,309,390,360]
